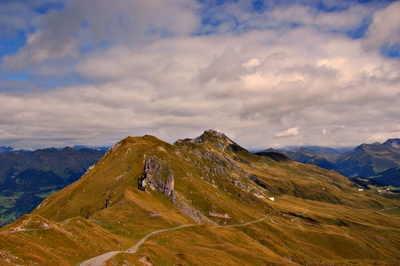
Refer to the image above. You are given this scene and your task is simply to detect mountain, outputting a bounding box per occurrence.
[0,130,399,265]
[336,140,400,178]
[72,145,111,151]
[280,145,350,154]
[274,147,342,170]
[254,150,293,162]
[269,139,400,185]
[0,147,13,154]
[0,147,105,226]
[368,167,400,187]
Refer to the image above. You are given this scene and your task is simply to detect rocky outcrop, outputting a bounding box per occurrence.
[209,212,230,219]
[138,156,176,204]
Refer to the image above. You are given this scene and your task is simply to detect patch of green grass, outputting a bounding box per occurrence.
[35,190,57,199]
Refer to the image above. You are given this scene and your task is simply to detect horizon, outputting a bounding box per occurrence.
[1,1,399,150]
[3,129,399,152]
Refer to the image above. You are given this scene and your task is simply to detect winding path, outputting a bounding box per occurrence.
[126,224,195,253]
[79,251,121,266]
[79,216,276,266]
[81,203,399,266]
[79,224,196,266]
[215,217,267,228]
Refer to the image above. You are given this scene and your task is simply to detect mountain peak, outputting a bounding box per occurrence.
[174,129,247,153]
[194,129,233,144]
[384,138,400,149]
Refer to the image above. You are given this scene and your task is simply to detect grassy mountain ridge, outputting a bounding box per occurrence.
[1,130,400,265]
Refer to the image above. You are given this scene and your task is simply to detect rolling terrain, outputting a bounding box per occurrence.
[0,130,399,265]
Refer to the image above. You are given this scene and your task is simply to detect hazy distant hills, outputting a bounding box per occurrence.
[265,139,400,186]
[1,130,400,265]
[0,147,105,226]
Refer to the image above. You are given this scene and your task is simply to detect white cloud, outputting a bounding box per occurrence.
[242,58,260,69]
[2,0,200,74]
[314,4,372,32]
[364,1,400,52]
[276,127,299,138]
[0,1,400,149]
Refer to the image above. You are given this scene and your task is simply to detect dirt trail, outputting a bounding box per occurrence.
[0,226,54,235]
[78,217,271,265]
[79,215,281,265]
[126,224,195,253]
[79,251,121,266]
[79,224,195,266]
[215,217,267,228]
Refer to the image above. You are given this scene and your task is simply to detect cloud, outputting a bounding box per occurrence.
[363,1,400,56]
[0,1,400,149]
[242,58,260,69]
[0,1,61,36]
[2,0,200,74]
[314,4,372,33]
[276,127,299,138]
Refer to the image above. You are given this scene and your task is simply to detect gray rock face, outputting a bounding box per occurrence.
[138,156,176,204]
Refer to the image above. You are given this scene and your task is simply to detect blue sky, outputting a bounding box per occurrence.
[0,0,399,149]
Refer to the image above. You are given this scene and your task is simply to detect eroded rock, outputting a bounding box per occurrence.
[138,156,176,204]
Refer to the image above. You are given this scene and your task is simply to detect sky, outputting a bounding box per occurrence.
[0,0,399,150]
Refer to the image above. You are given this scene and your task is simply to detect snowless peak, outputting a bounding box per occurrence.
[205,129,223,136]
[174,130,244,152]
[385,138,400,149]
[179,129,232,145]
[201,129,232,143]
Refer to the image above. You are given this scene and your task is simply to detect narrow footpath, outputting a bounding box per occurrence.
[79,224,196,266]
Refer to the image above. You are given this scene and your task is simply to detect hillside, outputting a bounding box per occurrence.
[369,167,400,187]
[0,147,105,226]
[336,140,400,178]
[1,130,400,265]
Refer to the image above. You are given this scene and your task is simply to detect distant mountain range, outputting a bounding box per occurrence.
[261,138,400,187]
[0,147,105,226]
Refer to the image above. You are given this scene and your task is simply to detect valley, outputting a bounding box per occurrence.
[0,148,105,226]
